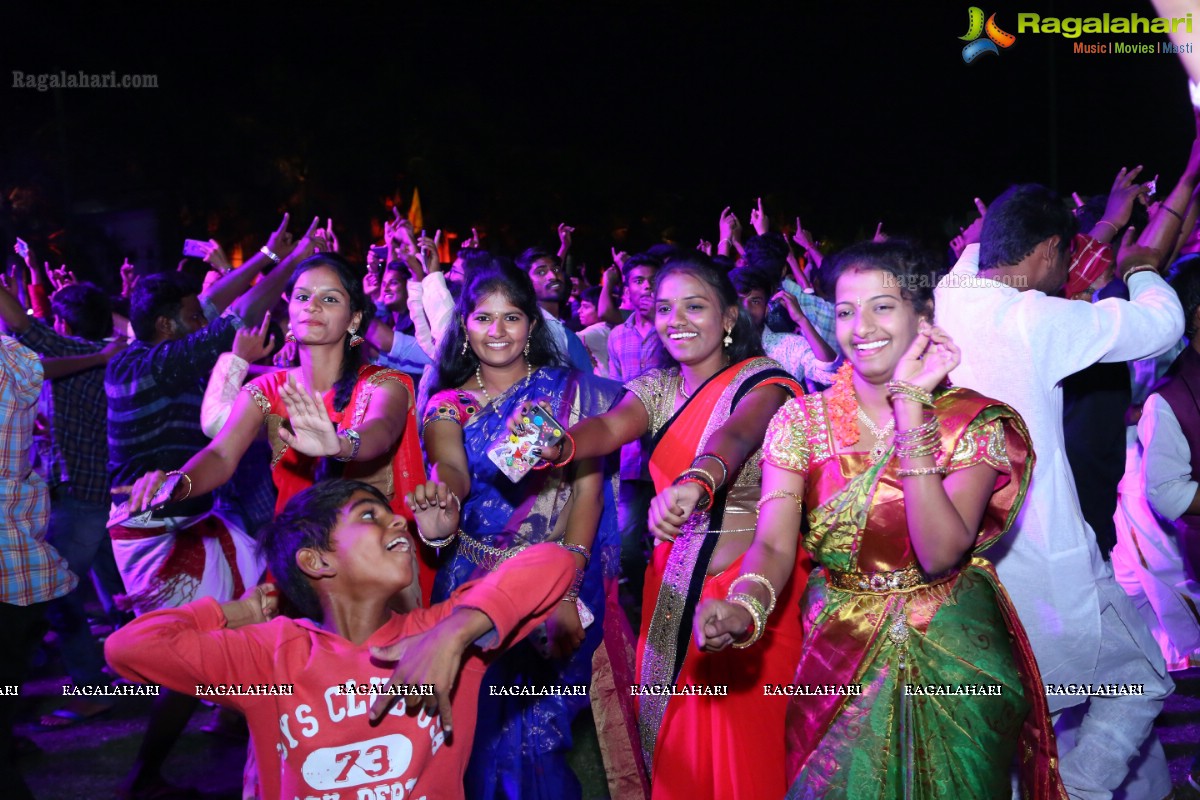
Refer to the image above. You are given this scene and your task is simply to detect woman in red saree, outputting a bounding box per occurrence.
[695,241,1065,798]
[531,253,810,800]
[124,254,428,605]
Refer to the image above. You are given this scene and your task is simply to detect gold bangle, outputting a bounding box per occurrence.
[165,470,192,502]
[1094,219,1119,235]
[755,490,803,516]
[886,380,934,407]
[417,527,459,550]
[731,573,778,615]
[897,466,948,478]
[678,467,718,491]
[727,593,766,649]
[1121,265,1158,282]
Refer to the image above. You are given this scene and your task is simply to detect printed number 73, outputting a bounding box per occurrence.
[333,744,391,782]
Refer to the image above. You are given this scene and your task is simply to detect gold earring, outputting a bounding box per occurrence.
[347,328,364,348]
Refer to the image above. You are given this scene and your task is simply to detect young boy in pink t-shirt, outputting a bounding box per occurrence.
[105,479,573,800]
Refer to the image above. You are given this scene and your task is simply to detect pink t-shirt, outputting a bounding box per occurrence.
[105,544,573,800]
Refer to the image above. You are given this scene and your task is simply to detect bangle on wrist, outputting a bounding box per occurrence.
[416,526,459,549]
[1121,264,1158,282]
[557,542,591,567]
[259,245,281,264]
[334,428,361,462]
[1162,206,1185,223]
[164,470,192,502]
[1094,219,1120,236]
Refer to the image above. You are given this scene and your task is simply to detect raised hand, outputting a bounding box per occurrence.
[771,289,807,327]
[1100,166,1151,232]
[277,377,340,457]
[418,230,443,274]
[557,222,575,255]
[364,269,382,300]
[120,258,138,297]
[697,239,713,256]
[873,221,888,243]
[891,320,961,392]
[292,216,323,258]
[202,239,233,273]
[719,207,742,244]
[325,219,340,253]
[404,480,461,543]
[610,247,628,269]
[48,264,77,291]
[792,216,817,252]
[232,311,276,363]
[265,212,295,260]
[749,197,769,236]
[1117,226,1165,275]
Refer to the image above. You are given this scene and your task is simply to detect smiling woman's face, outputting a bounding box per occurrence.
[288,265,361,346]
[466,291,533,369]
[654,271,735,366]
[834,266,924,383]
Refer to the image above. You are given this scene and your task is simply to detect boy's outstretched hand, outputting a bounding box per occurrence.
[368,607,493,735]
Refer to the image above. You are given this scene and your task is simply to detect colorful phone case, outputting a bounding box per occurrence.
[486,403,566,482]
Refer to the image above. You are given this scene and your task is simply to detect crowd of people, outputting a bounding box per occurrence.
[6,76,1200,800]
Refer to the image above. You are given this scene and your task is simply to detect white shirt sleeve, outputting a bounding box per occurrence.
[406,279,438,359]
[422,273,457,349]
[200,352,249,438]
[1024,272,1184,386]
[1141,392,1199,520]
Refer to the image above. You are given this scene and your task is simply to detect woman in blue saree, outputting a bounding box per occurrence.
[411,261,629,799]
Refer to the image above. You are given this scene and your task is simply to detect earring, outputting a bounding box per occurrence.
[523,339,531,357]
[347,328,364,348]
[723,329,733,347]
[285,331,296,343]
[461,338,469,357]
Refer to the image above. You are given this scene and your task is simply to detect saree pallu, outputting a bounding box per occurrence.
[632,358,809,800]
[765,389,1066,799]
[426,366,626,800]
[245,365,433,605]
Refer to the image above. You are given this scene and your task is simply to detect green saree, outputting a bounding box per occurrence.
[764,388,1066,800]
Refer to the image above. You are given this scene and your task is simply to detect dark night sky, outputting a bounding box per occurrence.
[2,1,1195,275]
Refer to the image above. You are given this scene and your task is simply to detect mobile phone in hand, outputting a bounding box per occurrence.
[486,403,566,481]
[107,472,183,528]
[14,238,29,259]
[182,239,209,258]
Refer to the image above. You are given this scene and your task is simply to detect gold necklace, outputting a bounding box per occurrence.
[856,407,895,464]
[677,375,693,399]
[475,361,533,405]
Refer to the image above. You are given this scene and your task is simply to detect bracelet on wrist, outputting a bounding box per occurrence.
[416,527,459,550]
[1162,205,1185,223]
[730,573,778,615]
[1094,219,1120,236]
[693,453,729,488]
[334,428,361,462]
[886,380,934,407]
[164,470,192,502]
[563,568,586,602]
[259,245,282,264]
[676,476,715,511]
[1121,264,1158,282]
[727,592,767,649]
[557,542,591,567]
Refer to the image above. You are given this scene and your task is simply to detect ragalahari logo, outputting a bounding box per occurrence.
[960,7,1017,62]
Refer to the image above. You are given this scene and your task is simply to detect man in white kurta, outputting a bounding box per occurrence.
[935,192,1181,799]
